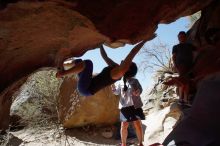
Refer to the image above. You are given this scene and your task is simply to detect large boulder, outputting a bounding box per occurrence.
[0,0,213,131]
[162,1,220,145]
[0,0,213,94]
[143,102,181,145]
[163,75,220,146]
[58,77,119,128]
[10,70,62,125]
[9,69,119,129]
[0,2,109,129]
[0,1,109,94]
[0,0,217,134]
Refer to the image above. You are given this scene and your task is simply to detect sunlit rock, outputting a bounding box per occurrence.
[58,77,119,128]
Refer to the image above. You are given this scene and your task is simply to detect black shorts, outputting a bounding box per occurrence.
[135,108,145,120]
[120,106,145,122]
[176,64,192,76]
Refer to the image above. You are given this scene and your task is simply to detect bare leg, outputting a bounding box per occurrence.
[178,86,184,103]
[121,122,129,146]
[111,40,146,80]
[133,120,144,146]
[183,84,189,104]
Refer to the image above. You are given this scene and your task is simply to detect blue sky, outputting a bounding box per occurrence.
[81,17,190,90]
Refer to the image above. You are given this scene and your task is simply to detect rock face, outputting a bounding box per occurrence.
[0,2,109,94]
[58,77,119,128]
[163,76,220,146]
[10,70,62,125]
[0,0,213,94]
[142,102,181,145]
[0,76,27,131]
[0,2,108,130]
[75,0,212,43]
[0,0,217,132]
[162,1,220,145]
[9,70,119,129]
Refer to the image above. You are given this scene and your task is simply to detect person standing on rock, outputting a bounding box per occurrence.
[112,70,144,146]
[56,40,146,96]
[172,31,197,105]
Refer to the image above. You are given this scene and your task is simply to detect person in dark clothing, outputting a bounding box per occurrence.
[172,31,196,75]
[56,40,146,96]
[172,31,197,105]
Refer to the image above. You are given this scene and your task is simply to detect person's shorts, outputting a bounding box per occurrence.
[135,108,145,120]
[176,64,192,76]
[120,106,145,122]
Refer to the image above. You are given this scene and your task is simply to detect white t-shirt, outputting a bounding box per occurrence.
[113,78,143,109]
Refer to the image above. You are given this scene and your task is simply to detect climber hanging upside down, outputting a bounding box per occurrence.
[55,40,146,96]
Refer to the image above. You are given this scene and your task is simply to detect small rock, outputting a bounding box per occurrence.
[101,128,113,139]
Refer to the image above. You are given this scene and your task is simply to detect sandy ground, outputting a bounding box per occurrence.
[4,103,178,146]
[5,124,140,146]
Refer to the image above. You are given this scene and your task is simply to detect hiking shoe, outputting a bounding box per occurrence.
[63,58,83,71]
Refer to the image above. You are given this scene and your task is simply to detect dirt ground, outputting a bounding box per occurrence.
[4,124,140,146]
